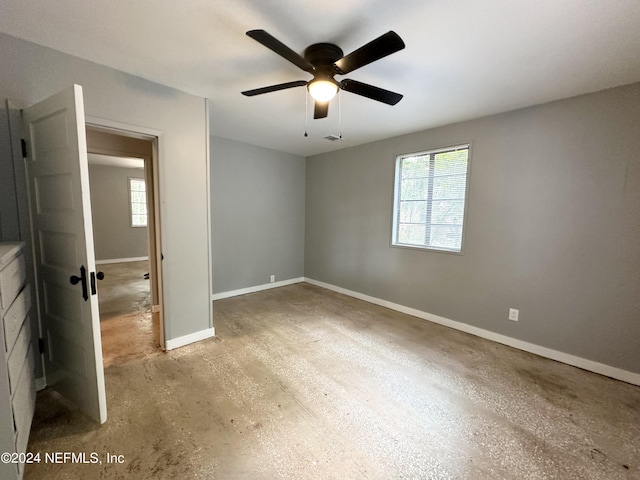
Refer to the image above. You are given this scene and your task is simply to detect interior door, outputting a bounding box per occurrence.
[23,84,107,424]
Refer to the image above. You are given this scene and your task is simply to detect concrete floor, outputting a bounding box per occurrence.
[97,261,160,367]
[25,283,640,479]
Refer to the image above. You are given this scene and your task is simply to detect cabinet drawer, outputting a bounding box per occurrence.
[0,253,26,311]
[3,285,31,354]
[7,321,31,394]
[12,344,35,457]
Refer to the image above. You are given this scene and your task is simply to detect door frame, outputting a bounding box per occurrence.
[84,117,165,349]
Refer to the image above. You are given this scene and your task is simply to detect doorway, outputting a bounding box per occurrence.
[85,126,164,364]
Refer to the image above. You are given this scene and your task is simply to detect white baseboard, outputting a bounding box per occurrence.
[165,327,215,351]
[304,277,640,386]
[96,256,149,265]
[212,277,305,301]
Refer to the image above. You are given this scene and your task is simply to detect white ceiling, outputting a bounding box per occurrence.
[2,0,640,157]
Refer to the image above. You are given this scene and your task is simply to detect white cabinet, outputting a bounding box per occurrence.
[0,243,35,480]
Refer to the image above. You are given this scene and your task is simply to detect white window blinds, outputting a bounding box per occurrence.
[129,178,147,227]
[392,145,470,252]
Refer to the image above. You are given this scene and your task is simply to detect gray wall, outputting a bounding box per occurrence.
[210,136,305,294]
[0,103,19,242]
[88,164,147,261]
[305,82,640,374]
[0,32,211,341]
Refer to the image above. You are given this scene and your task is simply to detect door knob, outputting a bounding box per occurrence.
[70,266,88,301]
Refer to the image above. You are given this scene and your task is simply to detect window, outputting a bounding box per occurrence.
[129,178,147,227]
[392,144,470,253]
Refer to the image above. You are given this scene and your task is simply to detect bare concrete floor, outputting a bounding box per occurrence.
[97,261,160,367]
[26,283,640,479]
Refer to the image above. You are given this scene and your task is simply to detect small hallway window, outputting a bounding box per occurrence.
[129,177,147,227]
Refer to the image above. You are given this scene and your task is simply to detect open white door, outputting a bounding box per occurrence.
[23,85,107,424]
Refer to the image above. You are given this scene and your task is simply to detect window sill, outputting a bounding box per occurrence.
[390,242,464,255]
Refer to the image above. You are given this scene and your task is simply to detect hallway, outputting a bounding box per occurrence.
[98,261,160,367]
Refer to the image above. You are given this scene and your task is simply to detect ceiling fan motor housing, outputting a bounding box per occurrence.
[304,43,344,69]
[304,43,344,92]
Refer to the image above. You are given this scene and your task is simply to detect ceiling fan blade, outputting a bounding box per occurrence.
[242,80,308,97]
[334,31,405,74]
[247,30,315,73]
[314,101,329,119]
[340,79,403,105]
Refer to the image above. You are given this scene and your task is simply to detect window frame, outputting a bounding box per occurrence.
[391,142,472,254]
[128,176,148,228]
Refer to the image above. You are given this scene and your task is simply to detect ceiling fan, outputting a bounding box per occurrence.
[241,29,405,119]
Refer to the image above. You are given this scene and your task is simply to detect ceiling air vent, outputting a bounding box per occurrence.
[324,134,342,141]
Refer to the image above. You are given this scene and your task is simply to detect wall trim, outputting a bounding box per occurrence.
[204,98,214,331]
[96,256,148,265]
[212,277,305,301]
[165,327,215,351]
[303,277,640,386]
[35,376,46,392]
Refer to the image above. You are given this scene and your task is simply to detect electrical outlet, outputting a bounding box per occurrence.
[270,275,275,283]
[508,308,519,322]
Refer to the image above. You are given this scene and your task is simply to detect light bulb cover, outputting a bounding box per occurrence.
[308,80,339,102]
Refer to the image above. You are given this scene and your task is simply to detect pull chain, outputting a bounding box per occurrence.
[304,89,309,137]
[338,91,343,140]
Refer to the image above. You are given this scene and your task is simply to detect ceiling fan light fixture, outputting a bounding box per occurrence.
[308,79,339,102]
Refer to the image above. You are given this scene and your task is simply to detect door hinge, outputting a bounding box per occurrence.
[38,337,45,355]
[21,138,27,158]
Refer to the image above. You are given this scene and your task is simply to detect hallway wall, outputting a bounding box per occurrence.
[89,164,148,261]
